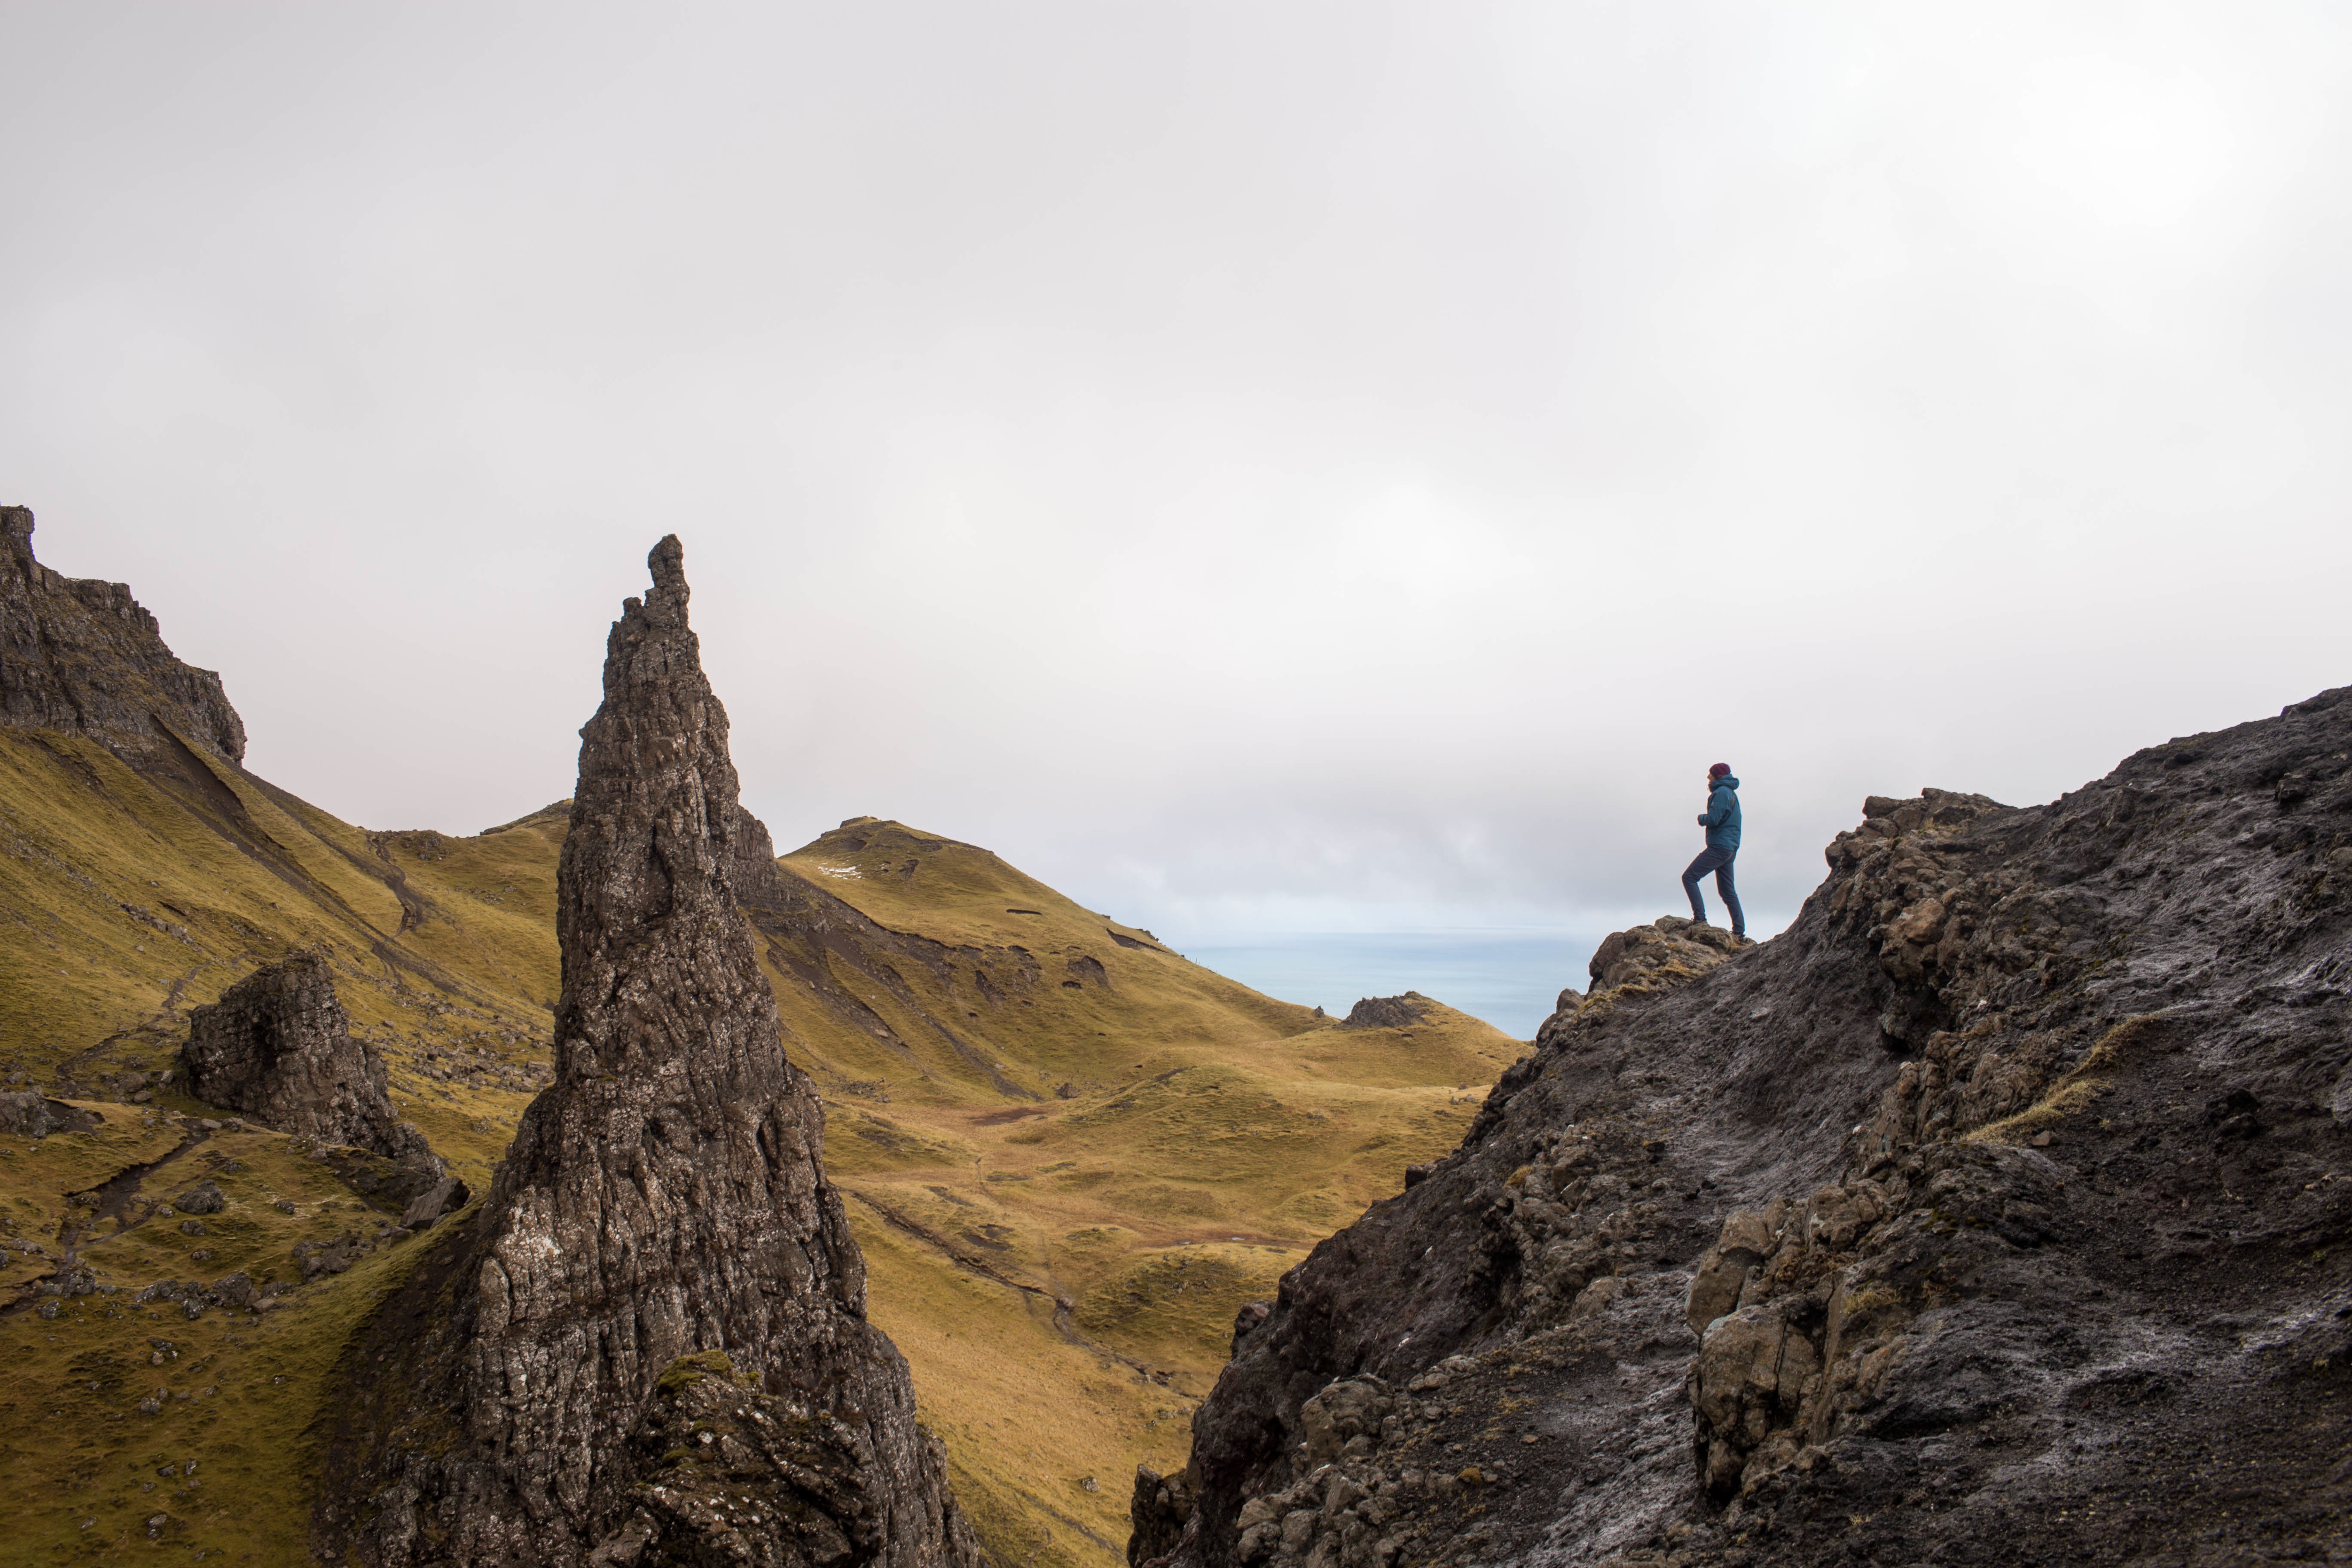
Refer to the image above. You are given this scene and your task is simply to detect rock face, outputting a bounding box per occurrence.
[1342,994,1431,1030]
[1150,689,2352,1567]
[316,537,977,1568]
[0,505,246,760]
[1129,1464,1196,1568]
[180,951,438,1167]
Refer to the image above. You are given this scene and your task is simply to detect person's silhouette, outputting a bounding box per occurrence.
[1684,763,1744,939]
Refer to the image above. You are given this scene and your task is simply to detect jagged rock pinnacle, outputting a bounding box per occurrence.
[317,536,977,1567]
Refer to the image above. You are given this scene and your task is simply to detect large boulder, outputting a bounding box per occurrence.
[0,1090,66,1138]
[179,951,436,1168]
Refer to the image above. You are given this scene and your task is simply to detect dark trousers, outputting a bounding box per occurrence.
[1683,845,1743,936]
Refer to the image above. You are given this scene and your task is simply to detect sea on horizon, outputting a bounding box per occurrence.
[1182,929,1607,1043]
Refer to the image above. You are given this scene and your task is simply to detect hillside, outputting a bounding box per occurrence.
[1149,692,2352,1568]
[740,817,1525,1559]
[0,510,1527,1565]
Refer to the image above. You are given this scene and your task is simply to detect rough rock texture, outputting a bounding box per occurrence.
[316,537,977,1568]
[585,1351,968,1568]
[180,951,438,1167]
[0,1090,69,1137]
[0,505,246,760]
[1150,689,2352,1568]
[1344,995,1433,1030]
[1130,1464,1197,1568]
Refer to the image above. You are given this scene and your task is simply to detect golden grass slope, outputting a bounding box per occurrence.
[757,819,1525,1565]
[0,1104,464,1563]
[0,729,565,1188]
[0,765,1528,1568]
[0,728,567,1563]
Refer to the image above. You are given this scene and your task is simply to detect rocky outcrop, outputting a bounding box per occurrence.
[315,537,977,1568]
[1129,1464,1196,1568]
[0,505,246,760]
[1342,995,1431,1030]
[1150,688,2352,1567]
[180,951,438,1168]
[1529,916,1745,1050]
[0,1090,70,1137]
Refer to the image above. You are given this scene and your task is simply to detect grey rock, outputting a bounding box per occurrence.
[590,1350,968,1568]
[0,505,246,760]
[1231,1298,1273,1357]
[1157,686,2352,1568]
[1130,1463,1194,1568]
[1342,994,1430,1030]
[0,1090,65,1137]
[180,951,437,1168]
[315,536,977,1568]
[396,1175,469,1231]
[40,1265,99,1297]
[293,1238,356,1280]
[172,1181,226,1215]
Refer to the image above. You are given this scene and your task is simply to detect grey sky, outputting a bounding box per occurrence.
[4,2,2347,948]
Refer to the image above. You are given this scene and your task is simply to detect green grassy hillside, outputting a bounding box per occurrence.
[0,753,1525,1567]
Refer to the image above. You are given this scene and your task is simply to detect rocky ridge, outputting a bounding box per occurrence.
[314,537,977,1567]
[1149,689,2352,1567]
[0,505,246,761]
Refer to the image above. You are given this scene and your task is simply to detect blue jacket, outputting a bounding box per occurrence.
[1701,776,1742,850]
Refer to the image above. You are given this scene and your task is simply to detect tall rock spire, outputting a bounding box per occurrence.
[318,537,976,1567]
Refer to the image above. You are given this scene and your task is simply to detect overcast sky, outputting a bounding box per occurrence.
[4,2,2348,949]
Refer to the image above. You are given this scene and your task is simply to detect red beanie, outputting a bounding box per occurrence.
[1709,762,1731,779]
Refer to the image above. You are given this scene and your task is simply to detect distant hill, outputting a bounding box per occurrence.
[0,510,1528,1567]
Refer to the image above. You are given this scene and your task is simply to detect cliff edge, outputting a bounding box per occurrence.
[0,505,246,761]
[1153,689,2352,1567]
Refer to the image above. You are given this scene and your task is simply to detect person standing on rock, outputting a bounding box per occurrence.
[1684,763,1745,939]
